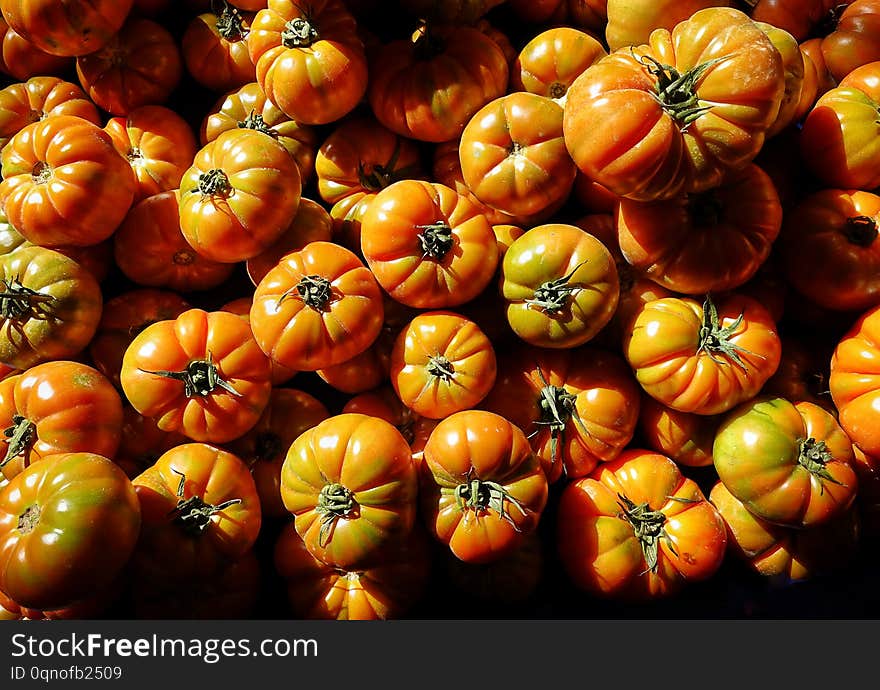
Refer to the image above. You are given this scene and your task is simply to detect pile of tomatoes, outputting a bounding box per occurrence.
[1,0,880,621]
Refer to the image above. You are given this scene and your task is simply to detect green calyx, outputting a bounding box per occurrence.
[316,483,356,547]
[169,468,242,537]
[696,294,755,371]
[638,54,726,126]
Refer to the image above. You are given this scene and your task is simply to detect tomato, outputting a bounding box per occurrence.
[0,16,70,81]
[829,304,880,457]
[225,388,329,519]
[75,17,183,116]
[0,452,141,609]
[458,92,576,218]
[219,296,298,386]
[342,385,420,444]
[754,22,806,138]
[280,412,419,569]
[508,0,608,33]
[556,449,727,600]
[115,404,188,480]
[389,311,497,421]
[132,442,261,584]
[799,61,880,190]
[819,0,880,83]
[182,0,256,93]
[274,522,431,619]
[200,81,318,185]
[749,0,844,41]
[178,128,302,263]
[0,114,137,248]
[615,163,782,294]
[623,293,782,415]
[316,322,398,395]
[0,245,103,371]
[762,336,835,411]
[114,191,236,293]
[250,240,384,371]
[0,360,123,481]
[247,0,368,125]
[713,396,858,528]
[360,180,499,309]
[501,223,619,349]
[88,287,192,390]
[709,480,860,583]
[120,308,273,444]
[604,0,735,52]
[0,0,134,57]
[245,197,333,287]
[421,409,548,564]
[104,105,199,204]
[368,22,508,144]
[510,26,606,103]
[481,343,640,482]
[563,7,785,200]
[637,393,719,468]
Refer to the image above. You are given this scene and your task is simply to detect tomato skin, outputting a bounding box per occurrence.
[563,7,784,201]
[182,4,256,93]
[421,409,549,564]
[829,304,880,457]
[0,245,103,371]
[556,449,727,600]
[0,17,70,81]
[247,0,368,125]
[0,114,137,248]
[280,413,419,570]
[120,308,273,444]
[749,0,843,42]
[637,394,719,468]
[178,127,302,264]
[713,396,858,528]
[360,180,500,309]
[623,294,782,415]
[0,452,141,610]
[390,311,497,421]
[605,0,735,52]
[0,361,123,481]
[250,240,384,371]
[0,0,134,57]
[132,443,261,585]
[481,343,641,482]
[501,223,619,349]
[820,0,880,83]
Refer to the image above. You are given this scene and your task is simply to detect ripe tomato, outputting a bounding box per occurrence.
[421,409,549,564]
[315,323,397,395]
[182,1,256,93]
[563,7,785,200]
[637,393,719,468]
[0,17,70,81]
[604,0,735,52]
[0,245,103,371]
[120,308,273,444]
[178,127,302,263]
[501,223,619,349]
[0,114,137,248]
[247,0,368,125]
[280,413,419,569]
[219,296,297,386]
[556,449,727,600]
[0,452,141,609]
[0,360,123,481]
[114,191,236,293]
[389,311,496,421]
[623,293,782,415]
[481,343,640,482]
[749,0,843,42]
[755,22,806,137]
[819,0,880,83]
[713,396,858,528]
[132,442,261,584]
[360,180,500,309]
[342,385,420,444]
[250,240,384,371]
[114,404,188,480]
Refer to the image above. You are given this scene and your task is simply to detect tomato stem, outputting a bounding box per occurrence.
[282,274,333,310]
[169,467,242,537]
[843,216,878,247]
[31,161,52,184]
[616,493,676,574]
[531,367,590,474]
[238,110,278,139]
[198,168,231,197]
[316,482,356,547]
[453,468,527,529]
[139,351,242,398]
[639,54,725,126]
[524,261,588,313]
[357,137,411,193]
[213,0,248,41]
[282,16,318,48]
[416,221,454,261]
[0,277,56,319]
[426,355,455,381]
[696,294,756,371]
[797,437,845,489]
[0,414,35,470]
[17,504,40,534]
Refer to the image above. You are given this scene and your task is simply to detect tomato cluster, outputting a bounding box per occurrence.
[0,0,879,621]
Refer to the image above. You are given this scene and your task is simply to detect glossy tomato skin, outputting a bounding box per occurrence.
[0,245,103,371]
[501,223,619,349]
[120,308,273,444]
[713,396,858,528]
[132,443,261,585]
[623,294,782,415]
[0,361,123,481]
[360,180,500,309]
[181,4,256,93]
[830,304,880,457]
[556,449,727,600]
[637,393,719,468]
[421,409,549,564]
[390,311,497,421]
[280,413,419,570]
[249,240,384,371]
[0,114,137,248]
[178,128,302,264]
[0,452,141,610]
[0,17,70,81]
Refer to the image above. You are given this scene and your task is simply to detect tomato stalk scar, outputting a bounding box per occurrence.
[139,351,242,398]
[168,467,242,536]
[453,468,527,529]
[316,482,356,547]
